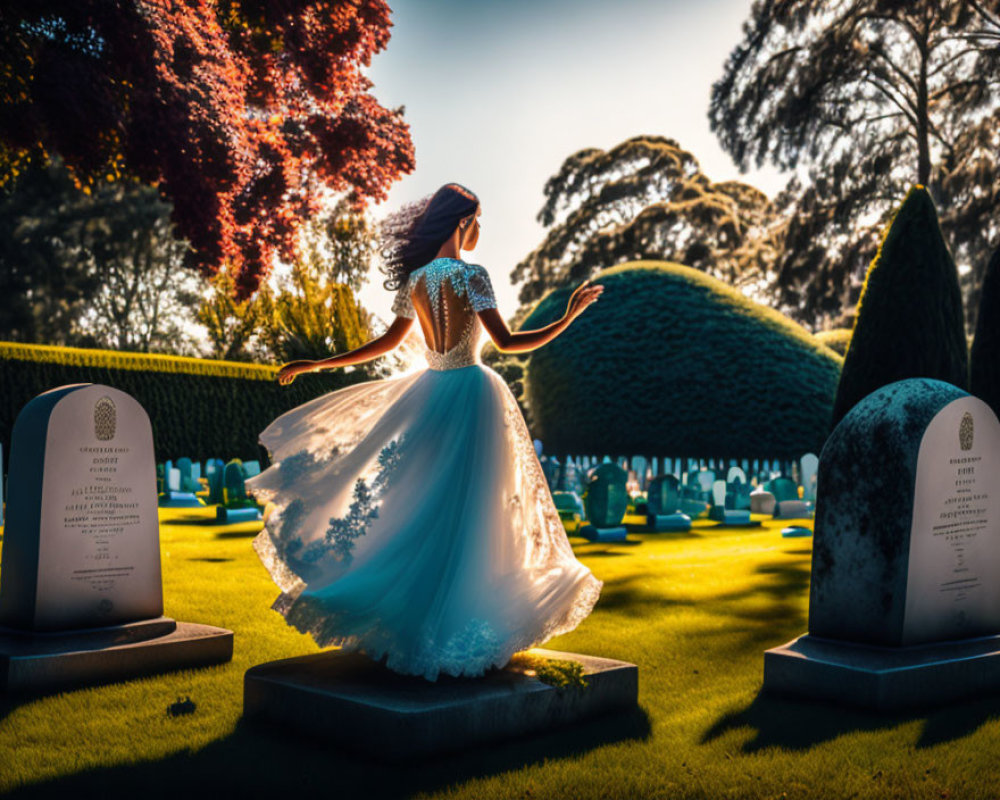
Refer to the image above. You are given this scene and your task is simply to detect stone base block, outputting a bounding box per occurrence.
[645,513,692,532]
[216,505,263,524]
[774,500,810,519]
[680,499,708,518]
[244,647,638,760]
[579,525,628,543]
[708,508,757,526]
[1,617,233,692]
[764,632,1000,711]
[750,492,776,515]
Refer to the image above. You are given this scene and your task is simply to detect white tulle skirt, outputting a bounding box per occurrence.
[245,362,602,681]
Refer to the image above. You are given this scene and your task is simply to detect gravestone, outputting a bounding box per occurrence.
[749,485,776,515]
[552,491,585,533]
[541,456,560,490]
[579,464,629,543]
[769,477,809,520]
[0,384,232,691]
[159,457,203,509]
[205,458,226,504]
[708,480,755,526]
[216,458,263,524]
[557,459,579,494]
[631,456,649,491]
[644,475,691,532]
[800,453,819,504]
[764,379,1000,710]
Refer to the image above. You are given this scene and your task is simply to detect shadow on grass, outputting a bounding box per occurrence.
[187,557,235,563]
[702,687,1000,753]
[214,529,264,539]
[700,551,1000,752]
[7,703,651,799]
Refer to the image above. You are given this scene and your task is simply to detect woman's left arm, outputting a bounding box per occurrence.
[277,316,414,385]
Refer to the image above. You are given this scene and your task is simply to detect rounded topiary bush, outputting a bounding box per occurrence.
[519,261,842,458]
[815,328,852,356]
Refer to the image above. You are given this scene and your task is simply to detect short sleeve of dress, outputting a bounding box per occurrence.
[390,275,415,319]
[466,264,497,313]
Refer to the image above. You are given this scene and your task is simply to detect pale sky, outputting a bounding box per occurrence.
[358,0,786,325]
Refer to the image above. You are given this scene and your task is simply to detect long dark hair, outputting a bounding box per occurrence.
[379,183,480,291]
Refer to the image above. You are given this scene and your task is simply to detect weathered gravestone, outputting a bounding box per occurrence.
[0,384,233,692]
[579,464,629,543]
[644,475,691,532]
[764,379,1000,710]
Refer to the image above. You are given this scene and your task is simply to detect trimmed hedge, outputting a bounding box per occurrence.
[971,244,1000,421]
[519,261,842,458]
[0,342,371,469]
[832,186,968,428]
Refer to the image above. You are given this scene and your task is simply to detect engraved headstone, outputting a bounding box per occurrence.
[0,385,163,630]
[0,384,232,691]
[765,379,1000,710]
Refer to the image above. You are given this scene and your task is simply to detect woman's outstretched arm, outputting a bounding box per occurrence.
[478,279,603,354]
[277,316,414,385]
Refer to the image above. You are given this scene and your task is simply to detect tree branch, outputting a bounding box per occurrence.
[929,78,988,102]
[860,74,919,126]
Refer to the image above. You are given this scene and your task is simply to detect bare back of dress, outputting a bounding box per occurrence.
[390,257,497,371]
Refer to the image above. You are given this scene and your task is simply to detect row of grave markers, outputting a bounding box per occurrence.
[535,451,819,505]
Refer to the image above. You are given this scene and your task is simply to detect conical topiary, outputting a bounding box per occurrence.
[970,244,1000,420]
[831,186,967,428]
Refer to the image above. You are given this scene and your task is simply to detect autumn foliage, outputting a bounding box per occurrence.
[0,1,415,297]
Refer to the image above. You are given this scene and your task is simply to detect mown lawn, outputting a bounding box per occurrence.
[2,510,999,799]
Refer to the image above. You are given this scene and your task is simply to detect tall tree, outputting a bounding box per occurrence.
[711,0,1000,330]
[73,180,204,353]
[511,136,778,306]
[0,1,415,298]
[0,157,203,351]
[831,186,967,428]
[198,202,375,365]
[0,159,100,343]
[970,244,1000,421]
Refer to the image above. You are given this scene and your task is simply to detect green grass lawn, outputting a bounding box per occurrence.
[2,510,998,799]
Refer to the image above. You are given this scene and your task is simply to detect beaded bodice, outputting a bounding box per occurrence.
[391,258,497,371]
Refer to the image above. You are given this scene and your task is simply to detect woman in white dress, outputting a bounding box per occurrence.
[245,183,605,681]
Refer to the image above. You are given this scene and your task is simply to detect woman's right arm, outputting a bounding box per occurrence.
[478,279,603,354]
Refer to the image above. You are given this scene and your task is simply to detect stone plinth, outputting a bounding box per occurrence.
[0,617,233,692]
[244,647,638,760]
[764,632,1000,711]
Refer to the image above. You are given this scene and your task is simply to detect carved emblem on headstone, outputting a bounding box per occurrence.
[960,411,974,451]
[94,396,116,441]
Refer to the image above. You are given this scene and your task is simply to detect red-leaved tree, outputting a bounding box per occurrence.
[0,1,414,297]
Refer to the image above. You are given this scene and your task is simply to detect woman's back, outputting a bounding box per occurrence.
[392,257,497,370]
